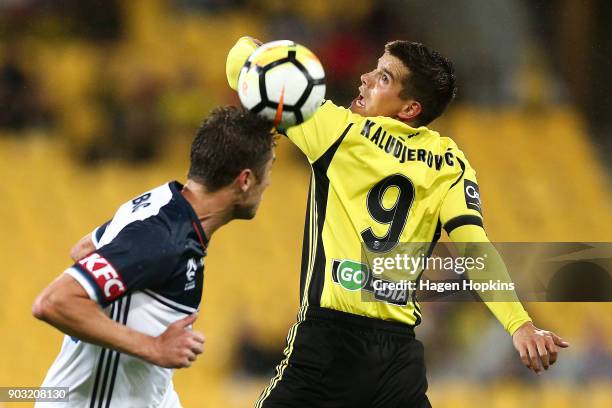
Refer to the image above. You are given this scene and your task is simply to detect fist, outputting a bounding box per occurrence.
[150,314,205,369]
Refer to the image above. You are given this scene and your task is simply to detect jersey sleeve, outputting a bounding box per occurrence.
[66,220,178,307]
[440,151,484,234]
[91,220,110,248]
[448,225,532,335]
[285,100,353,162]
[226,36,260,91]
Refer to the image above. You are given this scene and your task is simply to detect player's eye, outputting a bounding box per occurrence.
[381,74,389,84]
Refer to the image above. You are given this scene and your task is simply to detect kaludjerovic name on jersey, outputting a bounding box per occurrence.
[360,119,455,169]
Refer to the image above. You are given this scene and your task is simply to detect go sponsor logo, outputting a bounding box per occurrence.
[331,259,410,306]
[332,259,370,291]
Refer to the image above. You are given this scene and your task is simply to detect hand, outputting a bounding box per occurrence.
[70,234,96,262]
[247,36,262,46]
[226,36,262,90]
[512,321,569,375]
[148,314,205,368]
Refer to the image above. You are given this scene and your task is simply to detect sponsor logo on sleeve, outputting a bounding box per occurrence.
[78,253,126,302]
[464,180,482,214]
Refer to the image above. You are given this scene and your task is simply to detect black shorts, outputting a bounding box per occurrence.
[255,306,431,408]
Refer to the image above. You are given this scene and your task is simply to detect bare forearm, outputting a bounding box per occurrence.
[32,275,156,362]
[35,273,205,369]
[47,298,153,359]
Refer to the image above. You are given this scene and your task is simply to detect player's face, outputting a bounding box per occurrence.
[350,52,411,118]
[236,150,275,219]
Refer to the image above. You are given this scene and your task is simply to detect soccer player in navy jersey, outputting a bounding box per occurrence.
[32,106,275,407]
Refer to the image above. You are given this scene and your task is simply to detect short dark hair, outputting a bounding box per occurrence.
[385,41,457,126]
[188,106,273,191]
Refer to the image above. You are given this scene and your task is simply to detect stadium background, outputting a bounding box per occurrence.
[0,0,610,407]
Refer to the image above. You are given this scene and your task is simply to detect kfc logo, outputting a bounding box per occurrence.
[79,253,126,302]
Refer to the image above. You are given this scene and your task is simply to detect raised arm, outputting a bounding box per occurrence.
[226,36,352,162]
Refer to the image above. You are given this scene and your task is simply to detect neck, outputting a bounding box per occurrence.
[181,179,235,239]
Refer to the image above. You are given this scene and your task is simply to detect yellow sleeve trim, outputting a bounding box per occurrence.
[508,316,532,336]
[487,302,532,335]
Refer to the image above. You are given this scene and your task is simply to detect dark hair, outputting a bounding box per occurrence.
[385,41,457,126]
[188,106,274,191]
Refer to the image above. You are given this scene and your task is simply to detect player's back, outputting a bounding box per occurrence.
[287,101,482,325]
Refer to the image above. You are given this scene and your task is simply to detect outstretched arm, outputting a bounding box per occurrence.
[449,224,569,375]
[226,36,354,163]
[32,274,204,368]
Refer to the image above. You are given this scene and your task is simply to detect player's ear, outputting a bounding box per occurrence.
[237,169,254,193]
[397,100,421,123]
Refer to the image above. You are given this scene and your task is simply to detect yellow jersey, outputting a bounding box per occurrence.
[287,100,485,326]
[224,36,529,333]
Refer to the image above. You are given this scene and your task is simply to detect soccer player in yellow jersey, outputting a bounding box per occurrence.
[227,37,569,407]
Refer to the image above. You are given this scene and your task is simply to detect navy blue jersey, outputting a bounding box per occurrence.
[40,181,208,407]
[72,181,207,311]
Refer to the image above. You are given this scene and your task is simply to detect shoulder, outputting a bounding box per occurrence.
[437,134,472,160]
[438,134,461,154]
[314,100,362,123]
[437,134,476,174]
[98,183,179,248]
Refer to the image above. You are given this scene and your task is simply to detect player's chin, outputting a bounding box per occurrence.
[234,204,258,220]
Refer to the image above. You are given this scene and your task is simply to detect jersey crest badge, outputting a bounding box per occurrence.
[185,258,197,291]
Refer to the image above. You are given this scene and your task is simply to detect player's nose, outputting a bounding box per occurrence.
[361,70,376,89]
[360,72,368,86]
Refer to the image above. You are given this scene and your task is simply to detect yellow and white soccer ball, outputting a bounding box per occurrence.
[237,40,326,129]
